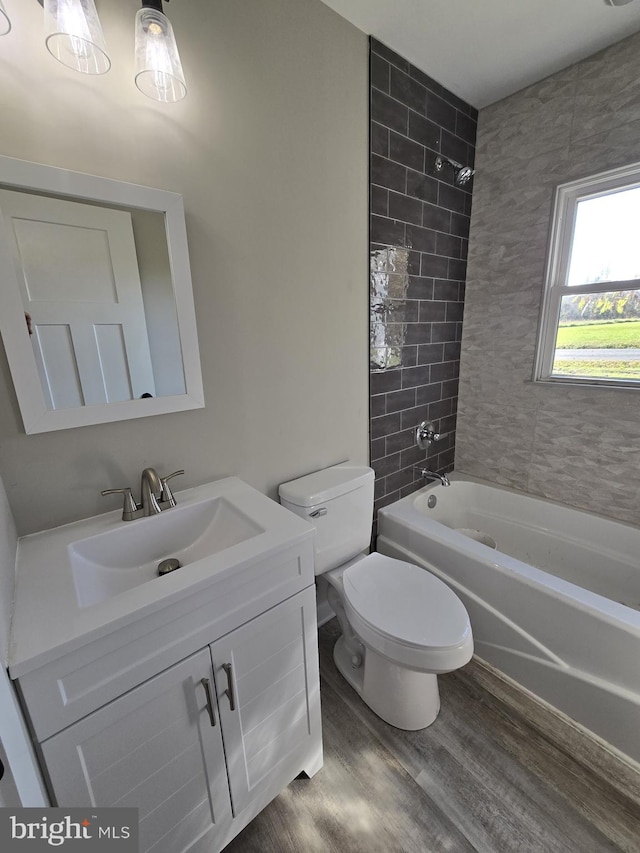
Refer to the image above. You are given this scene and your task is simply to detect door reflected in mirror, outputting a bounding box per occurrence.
[0,157,204,433]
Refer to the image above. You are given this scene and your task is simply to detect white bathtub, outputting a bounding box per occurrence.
[376,474,640,765]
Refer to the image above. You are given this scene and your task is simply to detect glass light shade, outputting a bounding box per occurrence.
[134,7,187,103]
[0,0,11,36]
[44,0,111,75]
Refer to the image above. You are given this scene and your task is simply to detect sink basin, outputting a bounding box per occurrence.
[10,476,315,682]
[69,496,263,608]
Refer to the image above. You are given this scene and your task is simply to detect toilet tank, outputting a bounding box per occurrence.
[279,463,375,575]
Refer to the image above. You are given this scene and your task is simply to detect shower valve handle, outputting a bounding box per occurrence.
[416,421,450,449]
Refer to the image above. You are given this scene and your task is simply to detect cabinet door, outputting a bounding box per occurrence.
[211,586,321,817]
[41,649,233,853]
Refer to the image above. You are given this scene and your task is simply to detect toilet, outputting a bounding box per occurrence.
[279,463,473,730]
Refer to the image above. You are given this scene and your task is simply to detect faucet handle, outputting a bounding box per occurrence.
[101,487,139,521]
[159,470,185,508]
[416,420,451,450]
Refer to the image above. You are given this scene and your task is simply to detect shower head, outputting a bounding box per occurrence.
[435,155,475,186]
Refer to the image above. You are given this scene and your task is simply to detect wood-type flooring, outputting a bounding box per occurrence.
[225,619,640,853]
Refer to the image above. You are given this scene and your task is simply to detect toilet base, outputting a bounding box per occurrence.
[333,636,441,730]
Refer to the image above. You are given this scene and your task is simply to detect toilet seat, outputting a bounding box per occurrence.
[341,553,473,672]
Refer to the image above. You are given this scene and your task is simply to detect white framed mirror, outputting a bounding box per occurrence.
[0,156,204,433]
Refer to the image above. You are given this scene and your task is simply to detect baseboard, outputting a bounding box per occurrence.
[466,655,640,810]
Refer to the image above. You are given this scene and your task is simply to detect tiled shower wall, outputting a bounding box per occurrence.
[369,38,477,516]
[456,31,640,526]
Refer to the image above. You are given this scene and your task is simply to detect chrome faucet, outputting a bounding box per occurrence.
[102,468,184,520]
[419,468,451,487]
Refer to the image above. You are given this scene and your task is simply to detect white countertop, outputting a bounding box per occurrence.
[9,477,314,678]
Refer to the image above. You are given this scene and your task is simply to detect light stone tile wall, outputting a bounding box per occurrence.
[456,32,640,526]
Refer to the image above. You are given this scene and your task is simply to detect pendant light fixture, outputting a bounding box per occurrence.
[134,0,187,103]
[0,1,11,36]
[43,0,111,74]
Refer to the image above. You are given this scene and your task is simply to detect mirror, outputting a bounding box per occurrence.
[0,156,204,433]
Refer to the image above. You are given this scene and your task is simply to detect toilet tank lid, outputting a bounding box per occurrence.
[279,464,374,507]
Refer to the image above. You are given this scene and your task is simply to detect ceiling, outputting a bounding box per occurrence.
[319,0,640,108]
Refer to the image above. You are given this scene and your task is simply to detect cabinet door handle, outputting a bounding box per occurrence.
[201,678,217,727]
[222,663,236,711]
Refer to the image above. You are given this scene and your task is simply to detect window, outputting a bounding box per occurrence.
[535,162,640,388]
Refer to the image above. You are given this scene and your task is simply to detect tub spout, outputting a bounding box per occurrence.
[419,468,450,486]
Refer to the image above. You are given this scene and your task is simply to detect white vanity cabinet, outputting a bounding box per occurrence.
[35,588,321,853]
[11,478,322,852]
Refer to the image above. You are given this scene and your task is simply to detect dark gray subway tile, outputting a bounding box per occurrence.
[371,89,408,134]
[371,368,402,394]
[389,191,423,226]
[369,38,474,486]
[386,428,416,455]
[370,393,386,418]
[441,129,471,167]
[446,301,465,322]
[404,322,433,345]
[428,398,453,421]
[426,91,457,132]
[386,467,414,494]
[386,387,417,413]
[401,365,431,388]
[401,405,430,430]
[408,112,441,148]
[371,411,402,439]
[438,181,467,214]
[431,322,459,343]
[409,64,445,98]
[374,477,387,501]
[370,185,388,216]
[406,169,438,203]
[370,437,386,461]
[401,444,427,469]
[390,67,427,115]
[370,214,405,246]
[416,383,443,406]
[423,202,451,232]
[441,377,460,399]
[433,279,460,301]
[456,109,477,144]
[448,258,467,280]
[401,345,418,367]
[374,490,402,513]
[417,342,445,364]
[371,154,406,193]
[372,452,401,478]
[407,276,434,300]
[419,301,446,323]
[389,132,425,172]
[430,360,459,383]
[370,38,409,73]
[420,253,449,278]
[436,232,462,259]
[405,224,436,253]
[371,121,389,157]
[371,53,390,93]
[450,211,471,237]
[443,341,462,360]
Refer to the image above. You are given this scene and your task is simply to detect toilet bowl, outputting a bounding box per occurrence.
[279,463,473,729]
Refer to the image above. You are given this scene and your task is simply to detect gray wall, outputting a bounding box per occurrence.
[0,0,369,535]
[456,32,640,526]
